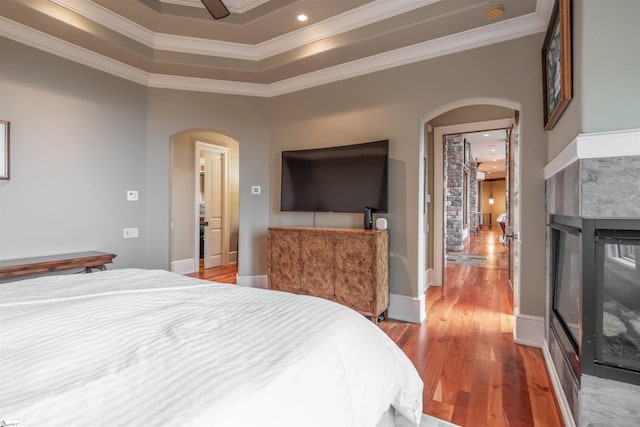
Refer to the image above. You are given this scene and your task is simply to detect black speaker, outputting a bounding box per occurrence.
[364,207,373,230]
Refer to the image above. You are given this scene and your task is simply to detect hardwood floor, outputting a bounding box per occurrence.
[186,260,238,284]
[380,227,564,427]
[192,227,564,426]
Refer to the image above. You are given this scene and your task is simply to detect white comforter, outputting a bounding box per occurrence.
[0,268,423,427]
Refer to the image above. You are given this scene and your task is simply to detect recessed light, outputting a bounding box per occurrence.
[485,5,504,20]
[483,133,490,137]
[297,14,308,22]
[490,148,497,152]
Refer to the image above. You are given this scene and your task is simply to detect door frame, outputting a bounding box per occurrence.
[195,141,231,270]
[432,118,513,287]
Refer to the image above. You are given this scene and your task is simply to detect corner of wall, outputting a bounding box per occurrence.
[388,292,426,324]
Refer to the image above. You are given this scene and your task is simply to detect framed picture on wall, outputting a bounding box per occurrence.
[542,0,572,130]
[0,120,9,180]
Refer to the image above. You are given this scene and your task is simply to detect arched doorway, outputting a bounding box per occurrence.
[169,130,240,276]
[419,100,521,314]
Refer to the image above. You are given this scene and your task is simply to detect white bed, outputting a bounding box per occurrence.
[0,268,423,426]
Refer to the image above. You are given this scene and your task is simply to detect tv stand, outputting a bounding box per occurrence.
[268,227,389,322]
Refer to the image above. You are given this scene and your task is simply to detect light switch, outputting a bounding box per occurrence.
[127,190,139,201]
[123,227,139,238]
[251,185,261,195]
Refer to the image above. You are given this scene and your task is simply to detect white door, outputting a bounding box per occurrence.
[203,150,224,269]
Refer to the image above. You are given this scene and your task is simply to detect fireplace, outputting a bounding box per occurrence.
[549,215,640,388]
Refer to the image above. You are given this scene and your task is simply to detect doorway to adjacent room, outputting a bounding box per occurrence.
[170,130,239,281]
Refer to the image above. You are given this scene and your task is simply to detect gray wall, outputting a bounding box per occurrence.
[0,37,270,278]
[1,32,550,320]
[547,0,640,160]
[145,88,270,276]
[269,34,548,318]
[0,38,147,266]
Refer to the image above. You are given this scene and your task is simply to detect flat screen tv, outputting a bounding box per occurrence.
[280,140,388,213]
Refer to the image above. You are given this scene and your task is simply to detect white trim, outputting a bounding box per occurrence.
[147,74,271,97]
[542,341,577,427]
[544,128,640,179]
[432,118,513,287]
[267,13,544,97]
[513,313,545,347]
[388,293,426,324]
[171,258,197,274]
[1,11,545,97]
[196,142,232,270]
[50,0,155,45]
[50,0,444,59]
[236,274,268,289]
[256,0,442,60]
[0,17,149,86]
[154,34,257,60]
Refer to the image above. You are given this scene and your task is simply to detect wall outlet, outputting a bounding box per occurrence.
[126,190,139,201]
[123,227,139,238]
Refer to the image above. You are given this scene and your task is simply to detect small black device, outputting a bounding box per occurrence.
[364,206,374,230]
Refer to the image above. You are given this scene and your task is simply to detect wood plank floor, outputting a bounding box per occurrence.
[379,227,564,426]
[191,227,564,426]
[186,260,238,284]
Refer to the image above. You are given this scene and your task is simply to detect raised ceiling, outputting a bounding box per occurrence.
[0,0,553,97]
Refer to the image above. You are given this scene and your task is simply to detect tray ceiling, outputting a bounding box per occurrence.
[0,0,553,96]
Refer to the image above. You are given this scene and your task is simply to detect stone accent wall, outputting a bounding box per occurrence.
[445,134,464,251]
[546,156,640,218]
[469,161,479,235]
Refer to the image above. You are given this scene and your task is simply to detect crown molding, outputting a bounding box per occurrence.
[148,74,271,97]
[256,0,441,60]
[0,16,149,85]
[267,12,546,96]
[153,33,257,59]
[50,0,155,46]
[1,11,546,97]
[51,0,442,60]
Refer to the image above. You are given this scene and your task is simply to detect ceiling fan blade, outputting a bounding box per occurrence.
[201,0,230,19]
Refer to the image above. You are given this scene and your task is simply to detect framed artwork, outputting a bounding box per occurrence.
[0,120,9,180]
[542,0,572,130]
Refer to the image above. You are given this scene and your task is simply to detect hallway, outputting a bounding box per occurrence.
[379,226,563,426]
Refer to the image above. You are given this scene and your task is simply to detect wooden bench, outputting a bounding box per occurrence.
[0,251,117,280]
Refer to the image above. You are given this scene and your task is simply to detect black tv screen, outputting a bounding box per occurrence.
[280,140,388,213]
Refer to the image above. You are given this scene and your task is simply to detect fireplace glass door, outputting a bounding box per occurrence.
[597,232,640,374]
[553,224,582,351]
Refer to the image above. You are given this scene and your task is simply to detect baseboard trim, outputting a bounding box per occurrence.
[542,340,577,427]
[514,313,544,347]
[236,274,268,289]
[171,258,197,275]
[388,293,426,324]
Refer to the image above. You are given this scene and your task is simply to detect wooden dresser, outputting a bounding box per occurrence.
[268,227,389,321]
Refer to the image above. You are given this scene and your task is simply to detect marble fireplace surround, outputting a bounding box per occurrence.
[543,128,640,427]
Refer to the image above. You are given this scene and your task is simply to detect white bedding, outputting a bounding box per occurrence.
[0,268,423,426]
